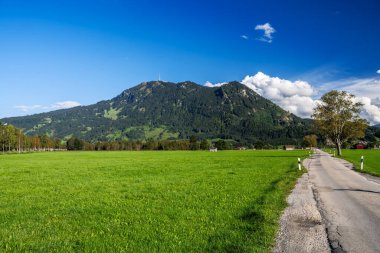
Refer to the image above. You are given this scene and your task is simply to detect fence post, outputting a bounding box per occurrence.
[361,156,364,170]
[298,158,301,170]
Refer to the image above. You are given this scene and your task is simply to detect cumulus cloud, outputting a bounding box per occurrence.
[354,96,380,124]
[306,75,380,124]
[204,81,227,88]
[204,72,317,117]
[241,35,249,40]
[255,23,275,43]
[377,70,380,74]
[241,72,317,117]
[203,72,380,124]
[15,101,81,113]
[372,97,380,107]
[322,77,380,100]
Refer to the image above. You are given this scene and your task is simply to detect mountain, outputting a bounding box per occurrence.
[375,124,380,128]
[2,81,311,145]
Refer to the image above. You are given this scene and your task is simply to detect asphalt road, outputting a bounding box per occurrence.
[306,150,380,253]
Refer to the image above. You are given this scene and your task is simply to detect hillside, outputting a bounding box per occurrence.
[2,81,311,145]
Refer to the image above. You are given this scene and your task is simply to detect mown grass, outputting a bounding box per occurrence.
[0,150,307,252]
[338,149,380,177]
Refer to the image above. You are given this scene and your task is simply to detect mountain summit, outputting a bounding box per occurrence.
[2,81,310,145]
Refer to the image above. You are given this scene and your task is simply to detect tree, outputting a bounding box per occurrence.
[0,124,5,153]
[200,139,210,150]
[189,135,199,150]
[303,135,317,148]
[214,140,232,150]
[312,90,368,156]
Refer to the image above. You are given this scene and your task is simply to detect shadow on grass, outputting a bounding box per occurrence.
[207,165,301,252]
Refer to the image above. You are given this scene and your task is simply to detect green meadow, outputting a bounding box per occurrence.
[0,150,306,252]
[339,149,380,177]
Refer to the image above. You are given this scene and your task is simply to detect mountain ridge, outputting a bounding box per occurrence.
[2,81,311,145]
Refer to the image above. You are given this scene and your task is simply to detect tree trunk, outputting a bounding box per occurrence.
[336,140,342,156]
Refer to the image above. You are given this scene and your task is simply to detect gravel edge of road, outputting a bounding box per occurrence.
[273,158,330,253]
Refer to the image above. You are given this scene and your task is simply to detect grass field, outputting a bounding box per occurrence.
[339,149,380,177]
[0,150,307,252]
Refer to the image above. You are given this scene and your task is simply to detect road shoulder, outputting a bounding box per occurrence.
[274,160,330,253]
[333,156,380,185]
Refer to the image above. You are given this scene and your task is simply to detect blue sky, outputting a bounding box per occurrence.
[1,0,380,122]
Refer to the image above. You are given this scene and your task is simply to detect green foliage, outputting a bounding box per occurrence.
[214,139,233,150]
[189,135,200,150]
[364,126,380,147]
[303,134,318,148]
[0,123,64,152]
[2,81,311,145]
[313,90,368,155]
[200,139,210,150]
[0,150,307,252]
[66,136,85,150]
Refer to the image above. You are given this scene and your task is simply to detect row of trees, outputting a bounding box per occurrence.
[1,122,309,153]
[66,135,322,151]
[0,122,65,153]
[65,136,236,151]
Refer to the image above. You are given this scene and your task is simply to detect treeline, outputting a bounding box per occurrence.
[66,136,238,151]
[0,123,65,152]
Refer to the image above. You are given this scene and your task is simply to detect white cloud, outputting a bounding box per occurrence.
[204,81,227,88]
[15,101,81,113]
[51,101,81,110]
[377,70,380,74]
[321,77,380,100]
[203,72,380,124]
[241,72,317,117]
[354,96,380,124]
[240,73,380,124]
[255,23,275,43]
[204,72,317,117]
[241,35,249,40]
[372,97,380,106]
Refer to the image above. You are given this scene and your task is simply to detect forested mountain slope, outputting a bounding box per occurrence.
[2,81,311,145]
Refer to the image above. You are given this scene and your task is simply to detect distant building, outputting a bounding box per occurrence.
[354,141,367,149]
[355,144,365,149]
[209,148,218,152]
[283,145,295,151]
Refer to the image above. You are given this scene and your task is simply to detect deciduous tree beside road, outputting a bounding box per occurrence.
[312,90,368,156]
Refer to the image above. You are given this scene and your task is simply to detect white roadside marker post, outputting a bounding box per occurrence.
[298,158,301,171]
[361,156,364,170]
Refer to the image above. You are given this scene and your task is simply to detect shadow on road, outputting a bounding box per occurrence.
[333,188,380,194]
